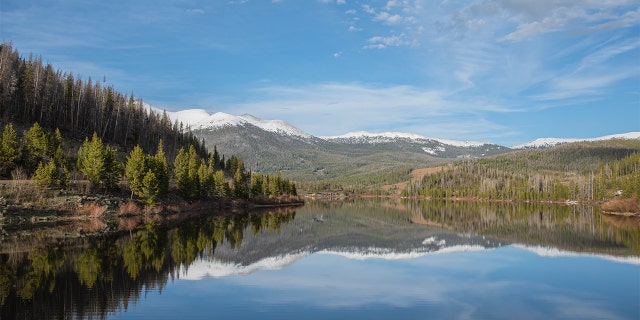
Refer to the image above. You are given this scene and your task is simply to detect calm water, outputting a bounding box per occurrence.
[0,199,638,319]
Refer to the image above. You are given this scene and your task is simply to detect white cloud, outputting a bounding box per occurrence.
[577,37,640,72]
[495,1,640,41]
[362,4,375,14]
[216,82,514,140]
[363,35,407,49]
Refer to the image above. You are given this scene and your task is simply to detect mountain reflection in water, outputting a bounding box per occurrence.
[0,199,637,319]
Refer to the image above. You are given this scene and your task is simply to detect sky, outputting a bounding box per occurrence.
[1,0,639,146]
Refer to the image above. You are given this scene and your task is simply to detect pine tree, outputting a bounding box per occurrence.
[33,161,57,188]
[173,145,201,199]
[140,170,160,206]
[125,145,147,198]
[24,122,49,171]
[197,162,214,198]
[0,123,19,176]
[77,133,105,188]
[233,166,248,199]
[250,173,264,198]
[151,140,169,196]
[173,147,190,198]
[213,170,229,197]
[102,145,121,190]
[187,145,200,198]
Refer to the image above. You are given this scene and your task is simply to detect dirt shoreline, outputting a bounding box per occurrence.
[0,189,305,238]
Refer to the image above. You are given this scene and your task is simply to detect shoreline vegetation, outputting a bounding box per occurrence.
[0,179,304,242]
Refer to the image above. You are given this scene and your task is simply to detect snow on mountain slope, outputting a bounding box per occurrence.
[155,107,311,139]
[145,105,637,151]
[321,131,488,147]
[512,132,640,149]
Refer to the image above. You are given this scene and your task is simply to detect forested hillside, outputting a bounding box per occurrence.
[403,140,640,202]
[0,43,299,207]
[0,43,206,161]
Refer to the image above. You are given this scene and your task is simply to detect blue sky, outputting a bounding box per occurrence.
[1,0,638,146]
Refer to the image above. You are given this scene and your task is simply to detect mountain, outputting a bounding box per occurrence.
[163,109,311,138]
[321,131,508,158]
[512,132,640,149]
[159,108,512,183]
[158,108,638,185]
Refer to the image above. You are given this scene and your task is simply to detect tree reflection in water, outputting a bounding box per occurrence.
[0,208,296,319]
[0,200,638,319]
[406,200,639,255]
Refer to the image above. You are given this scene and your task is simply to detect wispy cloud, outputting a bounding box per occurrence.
[535,71,635,101]
[363,34,409,49]
[216,82,514,140]
[576,37,640,72]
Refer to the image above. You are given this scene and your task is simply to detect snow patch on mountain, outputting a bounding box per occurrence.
[179,252,310,280]
[512,244,640,265]
[151,107,311,138]
[318,245,491,261]
[513,132,640,149]
[321,131,488,147]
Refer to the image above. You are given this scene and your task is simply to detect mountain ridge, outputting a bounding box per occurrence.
[512,132,640,149]
[156,107,639,185]
[156,107,639,149]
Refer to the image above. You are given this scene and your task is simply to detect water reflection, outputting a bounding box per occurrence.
[0,208,296,319]
[0,200,638,319]
[404,200,639,256]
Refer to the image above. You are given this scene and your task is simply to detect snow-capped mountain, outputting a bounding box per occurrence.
[321,131,488,148]
[155,107,490,148]
[156,107,311,139]
[156,107,509,159]
[149,107,638,181]
[320,131,509,158]
[512,132,640,149]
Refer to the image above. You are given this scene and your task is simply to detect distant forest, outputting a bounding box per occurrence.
[403,141,640,202]
[0,43,298,205]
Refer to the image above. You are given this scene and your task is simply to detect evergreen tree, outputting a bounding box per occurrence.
[140,170,160,206]
[213,170,229,197]
[77,133,105,188]
[250,173,264,198]
[173,145,200,199]
[125,145,147,198]
[233,166,248,199]
[102,145,121,190]
[0,123,19,176]
[212,146,220,170]
[151,140,169,196]
[33,161,57,188]
[187,145,200,198]
[197,162,214,198]
[24,122,49,171]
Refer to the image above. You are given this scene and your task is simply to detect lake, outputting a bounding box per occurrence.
[0,199,638,319]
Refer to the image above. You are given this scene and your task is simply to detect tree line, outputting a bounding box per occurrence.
[1,121,297,206]
[403,148,640,202]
